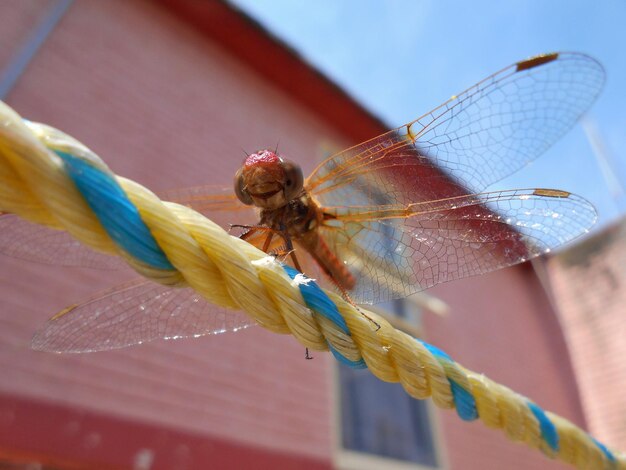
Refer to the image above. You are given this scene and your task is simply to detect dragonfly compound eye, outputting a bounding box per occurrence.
[281,160,303,201]
[234,167,253,205]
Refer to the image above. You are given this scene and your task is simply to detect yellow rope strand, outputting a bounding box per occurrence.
[0,101,622,469]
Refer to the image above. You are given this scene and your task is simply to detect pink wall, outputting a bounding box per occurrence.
[427,263,586,469]
[0,0,344,466]
[547,220,626,453]
[0,1,589,468]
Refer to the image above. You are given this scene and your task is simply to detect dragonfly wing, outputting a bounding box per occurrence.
[0,213,124,269]
[0,186,256,269]
[319,189,596,304]
[307,52,605,205]
[32,278,254,353]
[161,185,258,227]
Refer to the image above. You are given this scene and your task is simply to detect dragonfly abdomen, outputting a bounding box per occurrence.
[306,232,356,291]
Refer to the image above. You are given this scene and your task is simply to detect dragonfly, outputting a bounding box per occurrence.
[0,52,605,353]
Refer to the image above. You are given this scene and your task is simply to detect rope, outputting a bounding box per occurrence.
[0,100,622,469]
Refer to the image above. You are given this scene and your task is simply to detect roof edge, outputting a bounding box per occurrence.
[155,0,388,143]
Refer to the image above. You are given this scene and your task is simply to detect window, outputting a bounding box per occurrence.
[333,300,445,470]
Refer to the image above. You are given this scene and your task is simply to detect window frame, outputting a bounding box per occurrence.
[330,303,448,470]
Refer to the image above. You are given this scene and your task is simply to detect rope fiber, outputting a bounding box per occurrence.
[0,100,623,469]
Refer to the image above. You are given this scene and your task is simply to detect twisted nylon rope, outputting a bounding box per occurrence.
[0,101,622,469]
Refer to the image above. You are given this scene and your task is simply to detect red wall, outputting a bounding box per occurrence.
[0,1,589,469]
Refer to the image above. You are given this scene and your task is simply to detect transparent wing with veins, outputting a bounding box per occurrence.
[32,278,254,353]
[318,189,596,303]
[0,186,254,269]
[307,52,605,203]
[0,213,124,269]
[0,188,257,352]
[303,52,604,302]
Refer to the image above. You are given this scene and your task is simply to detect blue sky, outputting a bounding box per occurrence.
[230,0,626,233]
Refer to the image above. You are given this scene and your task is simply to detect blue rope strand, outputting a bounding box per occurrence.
[592,436,616,463]
[449,378,479,421]
[56,150,174,270]
[527,401,559,452]
[282,265,366,368]
[417,339,479,421]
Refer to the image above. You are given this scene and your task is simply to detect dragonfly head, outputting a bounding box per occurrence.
[235,150,303,209]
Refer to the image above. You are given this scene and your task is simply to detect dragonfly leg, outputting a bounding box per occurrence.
[288,250,303,273]
[337,285,381,331]
[268,246,303,270]
[228,223,249,233]
[276,224,304,272]
[236,225,305,274]
[231,224,265,236]
[236,225,286,253]
[310,256,381,331]
[262,231,274,252]
[305,348,313,360]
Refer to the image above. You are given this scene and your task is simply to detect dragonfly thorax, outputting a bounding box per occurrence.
[259,193,320,240]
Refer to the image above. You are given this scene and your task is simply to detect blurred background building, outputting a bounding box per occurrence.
[0,1,622,469]
[544,219,626,452]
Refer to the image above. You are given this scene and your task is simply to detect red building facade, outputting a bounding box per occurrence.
[0,1,595,469]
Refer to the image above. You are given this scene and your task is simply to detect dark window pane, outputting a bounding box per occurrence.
[339,362,438,466]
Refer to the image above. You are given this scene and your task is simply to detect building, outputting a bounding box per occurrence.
[0,1,596,468]
[544,217,626,454]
